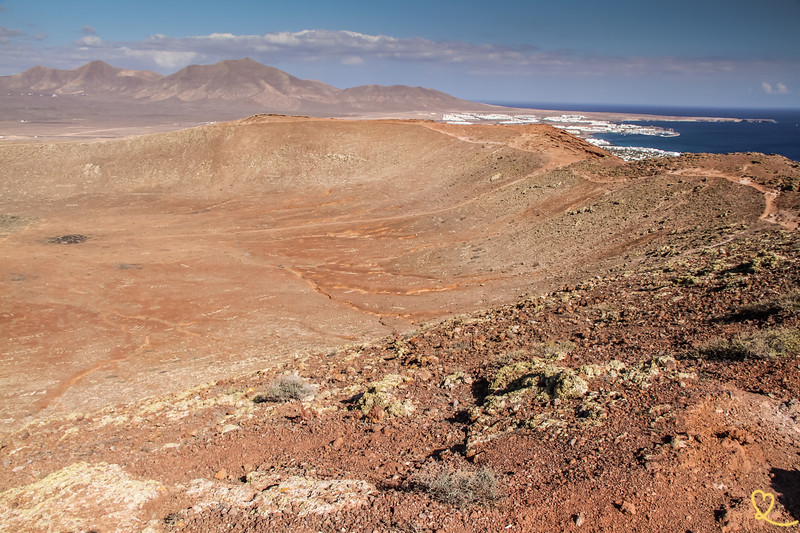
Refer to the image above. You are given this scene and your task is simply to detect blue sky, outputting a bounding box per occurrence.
[1,0,798,108]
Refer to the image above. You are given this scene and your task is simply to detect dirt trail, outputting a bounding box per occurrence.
[670,167,798,230]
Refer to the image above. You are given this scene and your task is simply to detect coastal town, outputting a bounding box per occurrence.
[441,112,682,160]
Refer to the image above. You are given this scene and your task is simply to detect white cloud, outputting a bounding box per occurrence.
[107,29,786,80]
[341,55,365,66]
[763,81,791,94]
[208,33,238,40]
[3,28,797,80]
[0,26,23,44]
[262,31,304,46]
[122,49,199,69]
[77,35,101,47]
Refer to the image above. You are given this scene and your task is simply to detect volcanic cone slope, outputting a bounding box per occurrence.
[0,115,797,430]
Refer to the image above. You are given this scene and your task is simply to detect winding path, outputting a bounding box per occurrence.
[670,167,797,230]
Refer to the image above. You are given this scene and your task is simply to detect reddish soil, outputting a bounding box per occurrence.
[1,116,799,532]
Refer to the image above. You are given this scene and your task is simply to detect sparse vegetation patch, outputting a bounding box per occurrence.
[697,328,800,360]
[730,288,800,320]
[414,464,501,507]
[253,373,317,403]
[0,214,33,237]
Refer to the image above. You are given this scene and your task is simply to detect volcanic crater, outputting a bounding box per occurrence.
[1,114,799,532]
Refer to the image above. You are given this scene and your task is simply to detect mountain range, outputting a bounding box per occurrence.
[0,58,493,115]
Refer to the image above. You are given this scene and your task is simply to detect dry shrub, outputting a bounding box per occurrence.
[253,373,316,403]
[732,289,800,319]
[415,464,501,506]
[698,328,800,361]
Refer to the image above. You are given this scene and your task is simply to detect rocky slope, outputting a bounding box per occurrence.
[1,215,799,532]
[0,117,799,531]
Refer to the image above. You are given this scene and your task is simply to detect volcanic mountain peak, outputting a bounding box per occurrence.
[340,84,472,110]
[74,59,122,77]
[0,58,495,115]
[3,60,162,95]
[145,57,342,105]
[77,60,162,81]
[164,58,289,85]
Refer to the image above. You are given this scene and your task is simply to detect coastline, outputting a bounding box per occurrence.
[440,110,687,160]
[445,104,798,162]
[483,101,781,123]
[0,98,745,145]
[1,100,795,162]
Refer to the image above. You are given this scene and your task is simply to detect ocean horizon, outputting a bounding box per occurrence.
[486,102,800,163]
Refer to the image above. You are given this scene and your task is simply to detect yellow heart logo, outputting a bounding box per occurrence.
[751,489,799,527]
[752,490,776,520]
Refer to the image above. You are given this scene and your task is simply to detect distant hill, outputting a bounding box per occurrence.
[1,60,162,95]
[0,58,494,115]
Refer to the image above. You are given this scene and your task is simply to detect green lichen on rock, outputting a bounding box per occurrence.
[606,355,680,389]
[488,360,544,394]
[465,349,694,455]
[467,357,591,449]
[386,399,416,418]
[488,358,587,401]
[550,370,588,400]
[576,394,608,425]
[578,363,607,379]
[356,374,412,418]
[605,359,627,377]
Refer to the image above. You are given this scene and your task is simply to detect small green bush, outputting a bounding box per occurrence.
[253,373,316,403]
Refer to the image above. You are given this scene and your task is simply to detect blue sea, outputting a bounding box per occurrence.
[487,103,800,163]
